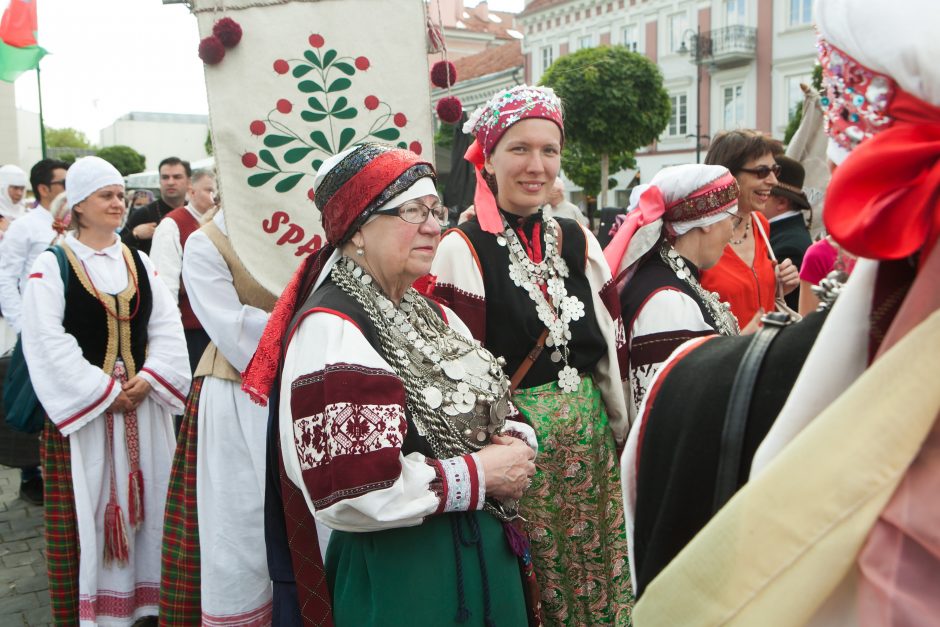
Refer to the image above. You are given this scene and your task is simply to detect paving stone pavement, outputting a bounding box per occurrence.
[0,466,50,627]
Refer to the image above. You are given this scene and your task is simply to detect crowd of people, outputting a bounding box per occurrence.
[0,0,936,625]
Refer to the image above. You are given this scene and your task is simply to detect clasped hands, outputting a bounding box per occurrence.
[107,376,152,414]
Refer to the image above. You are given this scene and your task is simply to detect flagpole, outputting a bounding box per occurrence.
[36,64,46,159]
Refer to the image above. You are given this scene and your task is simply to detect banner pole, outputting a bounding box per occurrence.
[36,64,46,159]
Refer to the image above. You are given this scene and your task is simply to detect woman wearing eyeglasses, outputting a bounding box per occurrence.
[700,130,801,327]
[241,143,537,626]
[606,164,741,423]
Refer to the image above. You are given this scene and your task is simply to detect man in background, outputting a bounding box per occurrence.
[122,156,190,255]
[763,155,813,309]
[149,169,217,372]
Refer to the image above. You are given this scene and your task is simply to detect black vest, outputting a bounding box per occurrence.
[62,245,153,378]
[456,212,606,389]
[620,248,715,333]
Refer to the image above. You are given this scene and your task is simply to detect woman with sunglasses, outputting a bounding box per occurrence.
[606,164,741,423]
[700,130,800,327]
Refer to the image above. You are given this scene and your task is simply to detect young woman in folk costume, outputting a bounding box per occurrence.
[21,156,191,626]
[241,143,538,626]
[429,86,633,626]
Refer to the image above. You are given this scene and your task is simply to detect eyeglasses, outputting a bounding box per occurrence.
[49,179,66,189]
[737,164,782,179]
[375,200,448,227]
[723,210,743,229]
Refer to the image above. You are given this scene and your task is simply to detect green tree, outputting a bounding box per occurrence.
[97,145,146,176]
[561,140,635,199]
[540,45,670,207]
[46,127,93,149]
[58,152,77,165]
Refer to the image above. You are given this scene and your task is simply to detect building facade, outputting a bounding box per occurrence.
[518,0,817,198]
[99,111,210,171]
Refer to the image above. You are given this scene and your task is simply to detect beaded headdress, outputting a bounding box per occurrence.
[463,85,565,234]
[817,0,940,262]
[818,38,898,158]
[463,85,564,157]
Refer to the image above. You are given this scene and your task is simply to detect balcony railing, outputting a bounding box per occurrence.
[704,25,757,68]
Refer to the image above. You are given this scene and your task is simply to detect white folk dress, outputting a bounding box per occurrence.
[182,212,273,625]
[21,234,190,626]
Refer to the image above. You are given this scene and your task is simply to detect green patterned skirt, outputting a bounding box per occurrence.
[515,376,633,626]
[326,511,528,626]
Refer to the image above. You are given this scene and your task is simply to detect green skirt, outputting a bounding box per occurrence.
[515,376,633,626]
[326,511,528,627]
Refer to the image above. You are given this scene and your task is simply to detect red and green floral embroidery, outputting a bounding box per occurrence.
[242,33,424,196]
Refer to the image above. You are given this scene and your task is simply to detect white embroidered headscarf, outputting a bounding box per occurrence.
[605,164,739,278]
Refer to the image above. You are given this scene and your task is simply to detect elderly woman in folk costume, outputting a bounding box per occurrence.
[241,143,539,626]
[428,85,633,626]
[606,165,759,598]
[605,164,741,423]
[158,203,277,625]
[625,0,940,624]
[20,156,190,626]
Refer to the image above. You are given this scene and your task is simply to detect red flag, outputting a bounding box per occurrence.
[0,0,39,48]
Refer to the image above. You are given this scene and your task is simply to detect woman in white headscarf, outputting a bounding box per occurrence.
[21,156,191,626]
[0,165,29,350]
[0,164,28,229]
[606,164,741,422]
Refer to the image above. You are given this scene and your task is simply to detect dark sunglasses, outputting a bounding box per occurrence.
[48,179,67,189]
[737,164,782,179]
[374,200,448,227]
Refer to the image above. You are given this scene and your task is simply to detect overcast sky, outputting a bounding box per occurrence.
[12,0,523,143]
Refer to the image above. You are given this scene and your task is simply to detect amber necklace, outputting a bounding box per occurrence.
[79,253,141,322]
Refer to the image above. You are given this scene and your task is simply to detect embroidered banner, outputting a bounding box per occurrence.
[194,0,433,293]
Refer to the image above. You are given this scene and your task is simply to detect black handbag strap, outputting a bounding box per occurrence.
[712,312,792,512]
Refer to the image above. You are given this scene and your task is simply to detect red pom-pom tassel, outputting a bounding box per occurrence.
[436,96,464,124]
[198,36,226,65]
[430,60,458,88]
[213,17,243,48]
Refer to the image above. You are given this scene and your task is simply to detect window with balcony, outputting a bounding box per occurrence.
[723,84,745,129]
[725,0,746,26]
[667,93,688,137]
[789,0,812,25]
[541,45,554,72]
[622,24,638,52]
[668,11,688,53]
[577,34,593,50]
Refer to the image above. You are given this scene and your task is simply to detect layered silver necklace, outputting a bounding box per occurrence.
[497,216,585,392]
[330,256,512,458]
[659,242,740,336]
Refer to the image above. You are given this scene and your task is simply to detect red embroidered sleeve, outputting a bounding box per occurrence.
[290,363,408,510]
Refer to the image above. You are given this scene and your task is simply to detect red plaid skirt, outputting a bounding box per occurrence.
[159,377,204,625]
